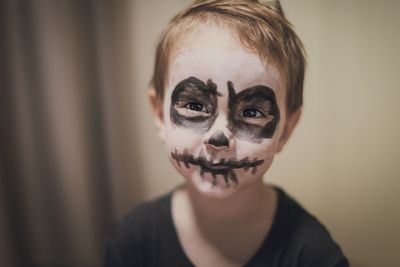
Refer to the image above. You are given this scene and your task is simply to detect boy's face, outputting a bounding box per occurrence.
[160,25,288,198]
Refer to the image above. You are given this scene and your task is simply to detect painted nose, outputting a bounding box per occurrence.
[205,130,230,150]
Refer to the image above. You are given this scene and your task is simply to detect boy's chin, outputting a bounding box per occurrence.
[186,170,251,199]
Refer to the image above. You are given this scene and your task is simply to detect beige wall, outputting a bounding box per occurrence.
[128,1,400,266]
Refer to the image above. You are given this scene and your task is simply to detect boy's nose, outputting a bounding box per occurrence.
[204,129,233,151]
[208,130,229,147]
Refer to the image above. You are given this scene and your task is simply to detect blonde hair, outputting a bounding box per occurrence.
[150,0,306,116]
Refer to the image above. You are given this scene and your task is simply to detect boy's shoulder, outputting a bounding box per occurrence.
[266,187,349,267]
[104,192,174,266]
[110,191,172,242]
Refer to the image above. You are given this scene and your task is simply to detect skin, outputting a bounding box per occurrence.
[170,76,219,133]
[226,82,280,141]
[169,77,280,186]
[149,24,301,266]
[162,25,287,198]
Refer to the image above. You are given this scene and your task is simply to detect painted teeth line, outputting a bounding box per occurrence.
[199,167,238,187]
[171,150,263,170]
[170,149,264,186]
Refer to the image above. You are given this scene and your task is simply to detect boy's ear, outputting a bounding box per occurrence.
[277,109,301,153]
[148,88,165,142]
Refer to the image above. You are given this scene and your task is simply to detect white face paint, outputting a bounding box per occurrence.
[162,25,287,198]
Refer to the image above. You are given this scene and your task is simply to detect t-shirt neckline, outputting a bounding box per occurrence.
[161,186,286,267]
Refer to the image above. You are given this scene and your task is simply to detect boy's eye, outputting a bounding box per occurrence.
[185,102,207,113]
[242,108,264,118]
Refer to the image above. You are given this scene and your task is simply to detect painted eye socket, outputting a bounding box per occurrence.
[185,102,207,113]
[242,108,264,118]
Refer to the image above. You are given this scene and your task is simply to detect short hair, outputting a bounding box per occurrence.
[150,0,306,116]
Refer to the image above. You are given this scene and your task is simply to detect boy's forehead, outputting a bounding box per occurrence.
[168,26,284,95]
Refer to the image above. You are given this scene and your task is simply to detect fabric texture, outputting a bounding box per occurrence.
[104,187,349,267]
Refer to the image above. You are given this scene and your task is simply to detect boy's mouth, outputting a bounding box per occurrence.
[171,149,264,186]
[202,162,231,171]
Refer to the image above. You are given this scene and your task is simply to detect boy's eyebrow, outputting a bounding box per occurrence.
[228,81,277,102]
[236,85,277,102]
[173,76,221,97]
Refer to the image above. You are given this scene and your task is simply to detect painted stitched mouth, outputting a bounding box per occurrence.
[171,149,264,186]
[203,162,230,171]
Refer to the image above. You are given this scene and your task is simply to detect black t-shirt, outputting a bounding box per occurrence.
[105,187,349,267]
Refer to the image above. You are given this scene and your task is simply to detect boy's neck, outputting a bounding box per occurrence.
[176,180,276,225]
[172,180,278,266]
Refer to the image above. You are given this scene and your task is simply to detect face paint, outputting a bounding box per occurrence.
[170,76,219,133]
[206,130,229,148]
[171,149,264,187]
[163,25,286,197]
[227,81,280,143]
[167,79,280,188]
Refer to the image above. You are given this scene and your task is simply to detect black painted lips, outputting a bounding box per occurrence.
[202,162,230,171]
[171,149,265,186]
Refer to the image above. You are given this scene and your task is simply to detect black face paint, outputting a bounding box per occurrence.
[206,130,229,147]
[170,77,218,133]
[171,149,264,187]
[227,81,280,143]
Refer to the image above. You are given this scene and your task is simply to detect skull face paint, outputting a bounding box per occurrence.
[171,149,264,186]
[168,77,279,188]
[170,76,219,133]
[162,25,286,198]
[227,81,280,143]
[207,130,229,148]
[170,78,280,143]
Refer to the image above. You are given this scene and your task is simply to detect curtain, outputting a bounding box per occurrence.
[0,0,145,266]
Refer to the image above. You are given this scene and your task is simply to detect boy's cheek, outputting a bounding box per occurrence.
[164,126,203,152]
[234,137,278,159]
[164,126,280,163]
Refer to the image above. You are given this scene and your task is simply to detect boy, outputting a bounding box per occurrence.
[105,0,349,266]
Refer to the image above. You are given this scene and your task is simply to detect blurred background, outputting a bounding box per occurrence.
[1,0,399,266]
